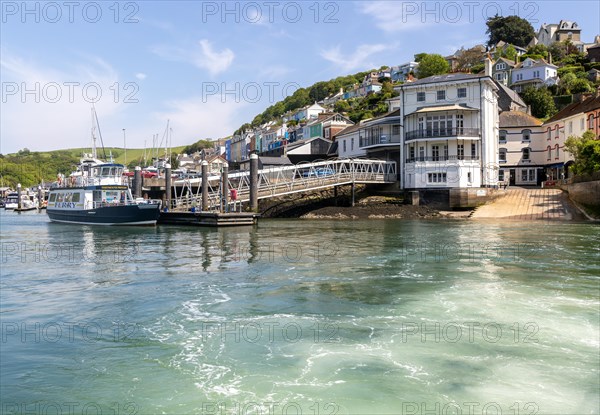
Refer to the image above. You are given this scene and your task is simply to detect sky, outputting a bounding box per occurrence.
[1,0,599,154]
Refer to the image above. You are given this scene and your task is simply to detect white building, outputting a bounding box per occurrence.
[510,57,559,93]
[389,68,500,190]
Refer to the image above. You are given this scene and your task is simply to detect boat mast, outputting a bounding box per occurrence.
[91,107,97,159]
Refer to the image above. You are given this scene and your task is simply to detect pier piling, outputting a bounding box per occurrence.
[37,186,43,209]
[17,183,22,211]
[165,163,172,211]
[134,166,142,198]
[250,153,258,212]
[201,160,209,211]
[221,164,229,213]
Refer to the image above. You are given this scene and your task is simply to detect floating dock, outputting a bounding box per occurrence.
[158,211,259,227]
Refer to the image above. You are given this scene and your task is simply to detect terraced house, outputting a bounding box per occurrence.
[388,60,500,191]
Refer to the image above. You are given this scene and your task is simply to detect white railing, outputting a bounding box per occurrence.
[171,158,396,211]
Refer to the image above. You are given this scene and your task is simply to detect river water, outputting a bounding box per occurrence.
[1,210,598,415]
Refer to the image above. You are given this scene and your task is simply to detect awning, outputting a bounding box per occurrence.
[545,163,564,168]
[408,104,478,116]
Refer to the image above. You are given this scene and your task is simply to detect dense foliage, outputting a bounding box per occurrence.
[564,131,600,175]
[0,149,79,188]
[415,54,450,79]
[182,139,215,155]
[521,87,557,119]
[486,15,535,47]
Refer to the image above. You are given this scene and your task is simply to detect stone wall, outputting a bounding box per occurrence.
[562,180,600,207]
[449,188,500,209]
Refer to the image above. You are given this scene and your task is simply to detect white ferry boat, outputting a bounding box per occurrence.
[46,162,161,226]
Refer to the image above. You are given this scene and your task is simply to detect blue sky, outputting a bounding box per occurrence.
[1,1,599,154]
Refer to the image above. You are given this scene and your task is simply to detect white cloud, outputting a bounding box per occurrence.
[150,96,248,145]
[320,44,387,72]
[0,50,123,154]
[358,1,454,33]
[136,73,147,80]
[193,39,235,76]
[150,39,235,77]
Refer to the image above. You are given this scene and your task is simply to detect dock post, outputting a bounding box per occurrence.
[17,183,22,211]
[221,164,229,213]
[165,163,172,211]
[250,153,258,212]
[37,186,43,209]
[351,182,355,207]
[134,166,142,198]
[201,161,209,211]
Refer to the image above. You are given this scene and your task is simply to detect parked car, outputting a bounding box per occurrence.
[302,167,335,177]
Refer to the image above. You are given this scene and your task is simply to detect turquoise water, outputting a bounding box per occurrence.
[1,210,599,414]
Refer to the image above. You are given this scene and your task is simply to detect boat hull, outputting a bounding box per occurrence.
[47,204,160,226]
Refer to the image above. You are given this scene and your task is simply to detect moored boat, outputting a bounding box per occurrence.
[47,162,161,225]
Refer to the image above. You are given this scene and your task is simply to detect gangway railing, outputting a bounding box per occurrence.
[171,158,396,212]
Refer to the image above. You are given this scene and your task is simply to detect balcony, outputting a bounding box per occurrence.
[405,155,480,163]
[405,128,480,141]
[360,133,401,148]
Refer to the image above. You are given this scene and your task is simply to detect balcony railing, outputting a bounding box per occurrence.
[405,128,480,141]
[360,133,401,148]
[405,155,480,163]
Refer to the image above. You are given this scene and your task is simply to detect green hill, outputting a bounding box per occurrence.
[0,145,187,189]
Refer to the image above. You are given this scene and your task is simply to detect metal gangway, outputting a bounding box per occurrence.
[171,158,397,212]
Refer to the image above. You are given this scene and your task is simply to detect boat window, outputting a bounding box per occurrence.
[102,167,110,176]
[72,193,80,202]
[57,193,65,202]
[93,190,102,201]
[65,193,72,202]
[49,193,57,202]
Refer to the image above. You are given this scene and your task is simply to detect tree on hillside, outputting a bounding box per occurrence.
[486,15,535,48]
[564,130,600,175]
[526,44,548,59]
[521,86,556,119]
[416,54,450,79]
[455,47,485,72]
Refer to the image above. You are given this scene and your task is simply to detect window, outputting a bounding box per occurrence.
[432,145,440,161]
[547,127,551,140]
[419,146,425,161]
[443,145,448,159]
[428,173,447,183]
[496,63,505,70]
[351,138,354,151]
[522,129,531,142]
[467,172,472,183]
[409,146,415,160]
[499,130,507,143]
[392,125,400,135]
[456,114,464,134]
[498,170,505,182]
[457,88,466,98]
[471,143,477,158]
[581,118,585,130]
[521,169,535,182]
[555,144,560,159]
[555,125,560,139]
[437,90,446,101]
[568,121,573,134]
[49,193,57,202]
[457,144,464,160]
[72,193,80,203]
[522,148,530,161]
[589,115,595,129]
[343,139,347,152]
[417,92,425,102]
[499,148,507,162]
[547,146,552,160]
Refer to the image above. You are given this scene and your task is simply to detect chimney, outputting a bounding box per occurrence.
[484,54,493,77]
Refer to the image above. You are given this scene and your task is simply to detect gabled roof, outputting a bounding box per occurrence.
[335,123,362,138]
[544,94,600,124]
[514,58,557,70]
[494,80,527,111]
[494,57,517,68]
[500,111,543,127]
[286,136,332,151]
[400,72,491,86]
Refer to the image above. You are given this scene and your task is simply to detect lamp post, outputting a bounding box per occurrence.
[123,128,127,166]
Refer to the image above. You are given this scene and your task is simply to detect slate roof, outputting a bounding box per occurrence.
[500,111,543,128]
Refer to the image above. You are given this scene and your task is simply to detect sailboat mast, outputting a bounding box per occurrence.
[91,107,97,159]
